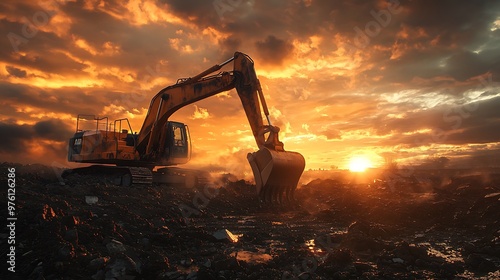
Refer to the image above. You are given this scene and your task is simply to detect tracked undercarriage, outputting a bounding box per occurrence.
[62,165,211,188]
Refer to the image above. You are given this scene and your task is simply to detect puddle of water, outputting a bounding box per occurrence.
[230,250,273,264]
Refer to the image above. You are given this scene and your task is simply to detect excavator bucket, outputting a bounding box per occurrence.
[247,147,305,204]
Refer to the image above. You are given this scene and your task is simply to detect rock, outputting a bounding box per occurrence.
[62,215,80,227]
[392,257,404,264]
[106,239,126,254]
[162,271,181,279]
[196,268,217,280]
[64,229,79,243]
[28,264,44,279]
[348,221,371,235]
[186,271,197,279]
[465,253,497,273]
[138,237,151,250]
[88,257,109,272]
[180,258,193,267]
[58,243,75,260]
[54,261,64,273]
[369,224,395,239]
[325,248,353,267]
[342,234,386,252]
[85,196,99,205]
[105,254,140,279]
[151,217,166,228]
[91,269,105,280]
[353,261,373,273]
[213,229,238,242]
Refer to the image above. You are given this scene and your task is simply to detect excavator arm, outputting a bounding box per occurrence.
[136,52,305,203]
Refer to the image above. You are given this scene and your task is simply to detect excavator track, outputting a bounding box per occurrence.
[126,167,153,186]
[153,167,211,188]
[62,165,153,187]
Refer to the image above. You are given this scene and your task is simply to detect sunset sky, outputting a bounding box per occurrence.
[1,0,500,179]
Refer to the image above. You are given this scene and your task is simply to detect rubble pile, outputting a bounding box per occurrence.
[1,163,498,279]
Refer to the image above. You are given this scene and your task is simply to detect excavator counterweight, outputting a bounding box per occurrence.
[66,52,305,204]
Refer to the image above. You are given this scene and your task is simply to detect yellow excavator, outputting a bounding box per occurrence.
[65,52,305,203]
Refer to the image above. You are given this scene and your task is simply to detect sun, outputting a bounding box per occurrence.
[348,156,372,172]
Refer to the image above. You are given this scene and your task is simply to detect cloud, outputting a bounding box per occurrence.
[0,122,33,153]
[33,119,73,142]
[0,119,72,154]
[444,51,490,81]
[190,105,211,120]
[5,65,27,78]
[254,35,294,66]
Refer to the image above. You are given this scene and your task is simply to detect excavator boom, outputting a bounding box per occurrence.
[137,52,305,203]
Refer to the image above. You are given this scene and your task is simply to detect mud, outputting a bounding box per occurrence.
[1,163,499,279]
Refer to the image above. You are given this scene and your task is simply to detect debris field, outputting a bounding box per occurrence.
[1,163,499,279]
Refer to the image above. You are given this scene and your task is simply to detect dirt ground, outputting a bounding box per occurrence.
[1,163,499,280]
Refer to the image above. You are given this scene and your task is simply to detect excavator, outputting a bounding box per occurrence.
[65,52,305,203]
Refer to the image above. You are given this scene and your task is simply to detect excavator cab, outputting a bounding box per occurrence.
[162,121,191,164]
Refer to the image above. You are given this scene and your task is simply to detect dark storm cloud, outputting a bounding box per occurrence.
[158,0,214,22]
[61,3,181,72]
[5,65,27,78]
[465,148,500,167]
[0,119,72,153]
[0,19,87,74]
[0,82,145,118]
[254,35,293,66]
[445,51,488,81]
[373,95,500,147]
[219,37,242,58]
[0,122,32,153]
[444,96,500,144]
[1,1,193,81]
[161,0,499,84]
[33,119,73,142]
[401,0,498,46]
[365,0,500,84]
[160,0,393,55]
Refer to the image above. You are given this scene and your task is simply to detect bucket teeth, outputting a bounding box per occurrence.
[259,185,295,205]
